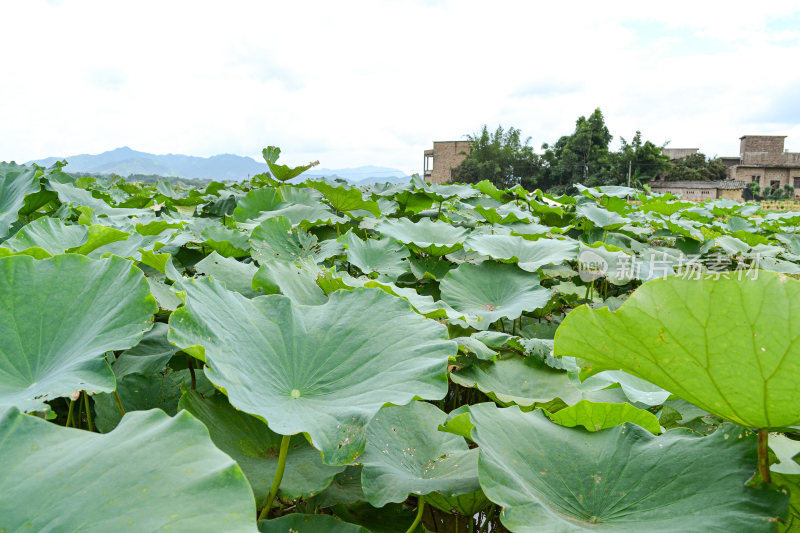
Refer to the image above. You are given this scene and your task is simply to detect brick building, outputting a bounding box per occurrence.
[423,141,471,184]
[663,148,699,160]
[649,180,746,201]
[725,136,800,194]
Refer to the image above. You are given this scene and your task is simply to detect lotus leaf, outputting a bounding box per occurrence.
[469,403,787,532]
[439,262,551,329]
[0,255,156,412]
[169,280,455,464]
[0,407,258,532]
[360,401,480,507]
[180,390,343,501]
[555,272,800,428]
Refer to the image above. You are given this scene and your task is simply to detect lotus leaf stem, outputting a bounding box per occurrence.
[83,391,95,432]
[74,393,83,429]
[113,391,126,416]
[404,495,425,533]
[757,428,771,483]
[66,399,75,428]
[187,355,197,390]
[258,433,292,520]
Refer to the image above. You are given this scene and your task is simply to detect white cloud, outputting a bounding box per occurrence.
[1,0,799,173]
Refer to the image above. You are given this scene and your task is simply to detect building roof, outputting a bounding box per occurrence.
[650,180,746,190]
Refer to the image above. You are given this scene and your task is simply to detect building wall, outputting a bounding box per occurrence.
[650,186,719,201]
[720,188,743,201]
[663,148,699,160]
[424,141,471,184]
[740,135,787,165]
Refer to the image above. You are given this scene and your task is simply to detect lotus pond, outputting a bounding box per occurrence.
[0,150,799,532]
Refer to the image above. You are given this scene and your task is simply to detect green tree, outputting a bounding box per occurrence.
[450,125,542,189]
[661,153,727,181]
[614,131,671,187]
[540,108,613,191]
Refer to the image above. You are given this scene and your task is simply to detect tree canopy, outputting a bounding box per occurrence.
[452,109,726,193]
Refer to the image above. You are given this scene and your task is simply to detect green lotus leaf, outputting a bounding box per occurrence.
[250,216,343,264]
[465,234,578,272]
[376,218,468,256]
[427,182,480,200]
[252,257,327,305]
[450,355,584,407]
[575,370,670,406]
[327,271,466,322]
[0,407,258,532]
[331,502,426,533]
[263,146,317,182]
[234,186,347,227]
[307,180,382,217]
[555,272,800,428]
[439,262,551,329]
[508,221,567,237]
[339,230,410,280]
[258,514,370,533]
[111,322,180,379]
[0,163,42,239]
[544,399,662,434]
[195,251,261,297]
[576,203,630,229]
[180,390,343,501]
[86,232,164,260]
[201,224,251,258]
[640,196,694,216]
[147,277,182,311]
[360,401,480,507]
[48,179,149,218]
[469,403,787,532]
[168,280,455,465]
[309,465,367,508]
[70,224,132,255]
[773,473,800,532]
[425,490,491,516]
[94,368,212,432]
[233,187,285,221]
[474,203,534,224]
[0,255,157,412]
[576,184,638,199]
[3,217,87,255]
[408,254,453,280]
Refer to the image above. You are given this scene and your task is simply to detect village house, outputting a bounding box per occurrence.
[648,179,746,201]
[423,141,470,184]
[650,135,800,201]
[725,135,800,194]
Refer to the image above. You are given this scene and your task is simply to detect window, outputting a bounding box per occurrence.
[751,175,760,182]
[424,155,434,175]
[794,177,800,189]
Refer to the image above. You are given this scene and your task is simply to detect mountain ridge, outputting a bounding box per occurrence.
[26,147,410,183]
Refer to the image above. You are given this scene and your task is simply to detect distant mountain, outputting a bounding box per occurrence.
[28,147,268,181]
[27,147,411,184]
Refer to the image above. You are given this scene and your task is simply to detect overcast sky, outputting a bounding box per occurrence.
[2,0,799,174]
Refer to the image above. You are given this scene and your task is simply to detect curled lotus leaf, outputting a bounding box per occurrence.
[169,280,455,465]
